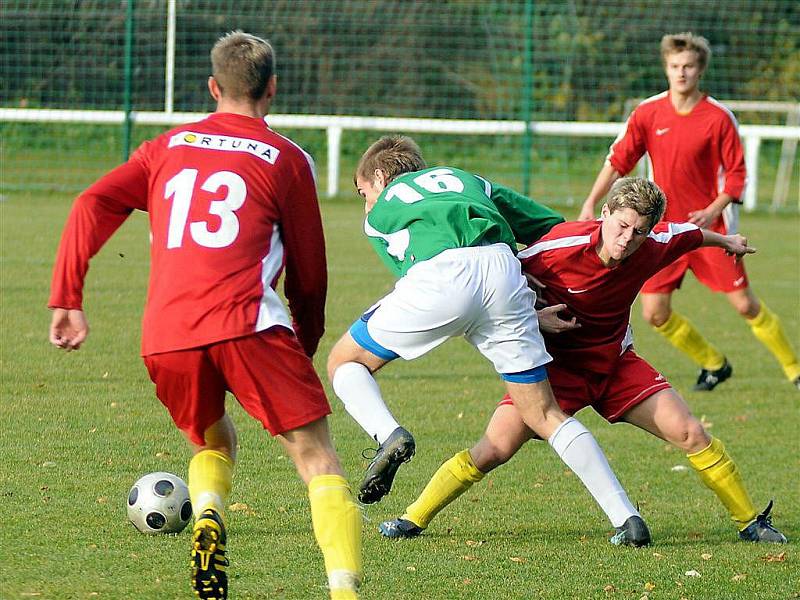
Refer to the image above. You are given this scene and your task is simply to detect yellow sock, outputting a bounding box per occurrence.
[746,302,800,381]
[686,437,757,530]
[188,449,234,518]
[404,450,485,529]
[654,311,726,370]
[308,475,362,598]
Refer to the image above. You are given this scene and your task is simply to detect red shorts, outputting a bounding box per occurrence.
[143,327,331,446]
[499,350,671,423]
[642,245,748,294]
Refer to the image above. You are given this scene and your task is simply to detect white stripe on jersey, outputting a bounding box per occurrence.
[518,234,592,259]
[647,222,699,244]
[255,223,292,333]
[474,174,492,197]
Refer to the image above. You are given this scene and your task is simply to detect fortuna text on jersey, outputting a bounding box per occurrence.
[169,131,281,164]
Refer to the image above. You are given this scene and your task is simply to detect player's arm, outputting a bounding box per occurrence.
[700,229,755,261]
[579,163,621,221]
[49,152,149,350]
[280,159,327,358]
[579,111,645,220]
[487,181,564,246]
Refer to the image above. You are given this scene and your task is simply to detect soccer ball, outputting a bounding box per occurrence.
[127,471,192,535]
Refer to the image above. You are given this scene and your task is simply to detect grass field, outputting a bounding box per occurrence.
[1,189,798,599]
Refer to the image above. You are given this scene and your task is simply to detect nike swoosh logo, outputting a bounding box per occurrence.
[656,128,670,136]
[567,288,588,294]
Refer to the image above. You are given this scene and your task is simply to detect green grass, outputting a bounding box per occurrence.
[1,190,798,599]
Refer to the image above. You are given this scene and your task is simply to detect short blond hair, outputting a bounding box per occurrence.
[211,31,274,100]
[607,177,666,230]
[354,135,427,185]
[660,32,711,70]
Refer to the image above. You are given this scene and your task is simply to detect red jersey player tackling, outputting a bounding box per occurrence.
[580,32,800,391]
[48,32,362,600]
[378,178,786,545]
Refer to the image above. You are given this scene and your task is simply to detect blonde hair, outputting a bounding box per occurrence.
[354,135,427,185]
[660,32,711,70]
[607,177,666,230]
[211,31,275,100]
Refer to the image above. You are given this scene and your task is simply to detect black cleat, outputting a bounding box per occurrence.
[793,376,800,391]
[739,500,788,544]
[609,515,651,547]
[191,509,229,599]
[358,427,415,504]
[379,518,425,539]
[693,359,732,391]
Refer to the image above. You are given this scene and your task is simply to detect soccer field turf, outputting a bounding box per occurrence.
[1,191,797,599]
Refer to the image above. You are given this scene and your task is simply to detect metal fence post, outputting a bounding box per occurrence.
[122,0,135,161]
[521,0,533,197]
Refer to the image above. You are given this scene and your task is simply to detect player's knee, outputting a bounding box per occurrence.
[732,296,760,318]
[643,305,669,327]
[473,441,515,471]
[673,417,709,453]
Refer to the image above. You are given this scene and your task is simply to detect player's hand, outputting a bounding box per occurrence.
[723,234,756,262]
[687,205,722,229]
[537,304,581,334]
[49,308,89,351]
[577,202,596,221]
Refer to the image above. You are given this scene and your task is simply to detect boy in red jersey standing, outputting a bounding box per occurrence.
[48,32,361,600]
[379,178,787,545]
[579,32,800,392]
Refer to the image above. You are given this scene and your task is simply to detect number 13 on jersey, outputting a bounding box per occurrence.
[164,168,247,249]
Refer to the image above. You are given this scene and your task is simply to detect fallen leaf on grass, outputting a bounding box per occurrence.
[96,496,108,504]
[228,502,256,515]
[509,556,526,563]
[761,552,786,562]
[603,584,615,593]
[652,552,663,559]
[406,566,416,572]
[461,555,478,561]
[462,579,472,585]
[701,552,712,560]
[733,414,748,422]
[732,573,747,582]
[644,582,656,591]
[684,570,701,577]
[465,539,484,547]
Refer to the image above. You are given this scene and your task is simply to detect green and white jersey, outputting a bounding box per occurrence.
[364,166,564,277]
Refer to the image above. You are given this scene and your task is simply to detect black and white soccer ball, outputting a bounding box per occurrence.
[127,471,192,535]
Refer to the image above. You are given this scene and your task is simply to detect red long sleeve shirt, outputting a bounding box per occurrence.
[50,113,327,357]
[607,92,746,233]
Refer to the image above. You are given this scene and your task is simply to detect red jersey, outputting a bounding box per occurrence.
[607,93,745,233]
[518,220,703,373]
[49,112,327,357]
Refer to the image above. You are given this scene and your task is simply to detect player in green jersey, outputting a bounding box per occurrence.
[326,136,651,545]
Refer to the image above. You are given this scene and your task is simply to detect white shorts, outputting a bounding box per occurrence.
[352,244,551,375]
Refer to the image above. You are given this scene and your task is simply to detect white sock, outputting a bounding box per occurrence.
[331,362,401,443]
[548,417,639,527]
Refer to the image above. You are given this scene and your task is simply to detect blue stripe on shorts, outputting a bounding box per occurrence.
[501,364,548,383]
[349,318,399,361]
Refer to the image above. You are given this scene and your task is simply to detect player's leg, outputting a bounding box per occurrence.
[505,378,647,544]
[277,418,362,599]
[727,287,800,387]
[220,328,362,598]
[642,292,730,391]
[327,330,414,504]
[381,402,533,538]
[622,388,787,542]
[143,350,233,599]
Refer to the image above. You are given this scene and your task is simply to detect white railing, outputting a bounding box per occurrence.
[2,107,798,210]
